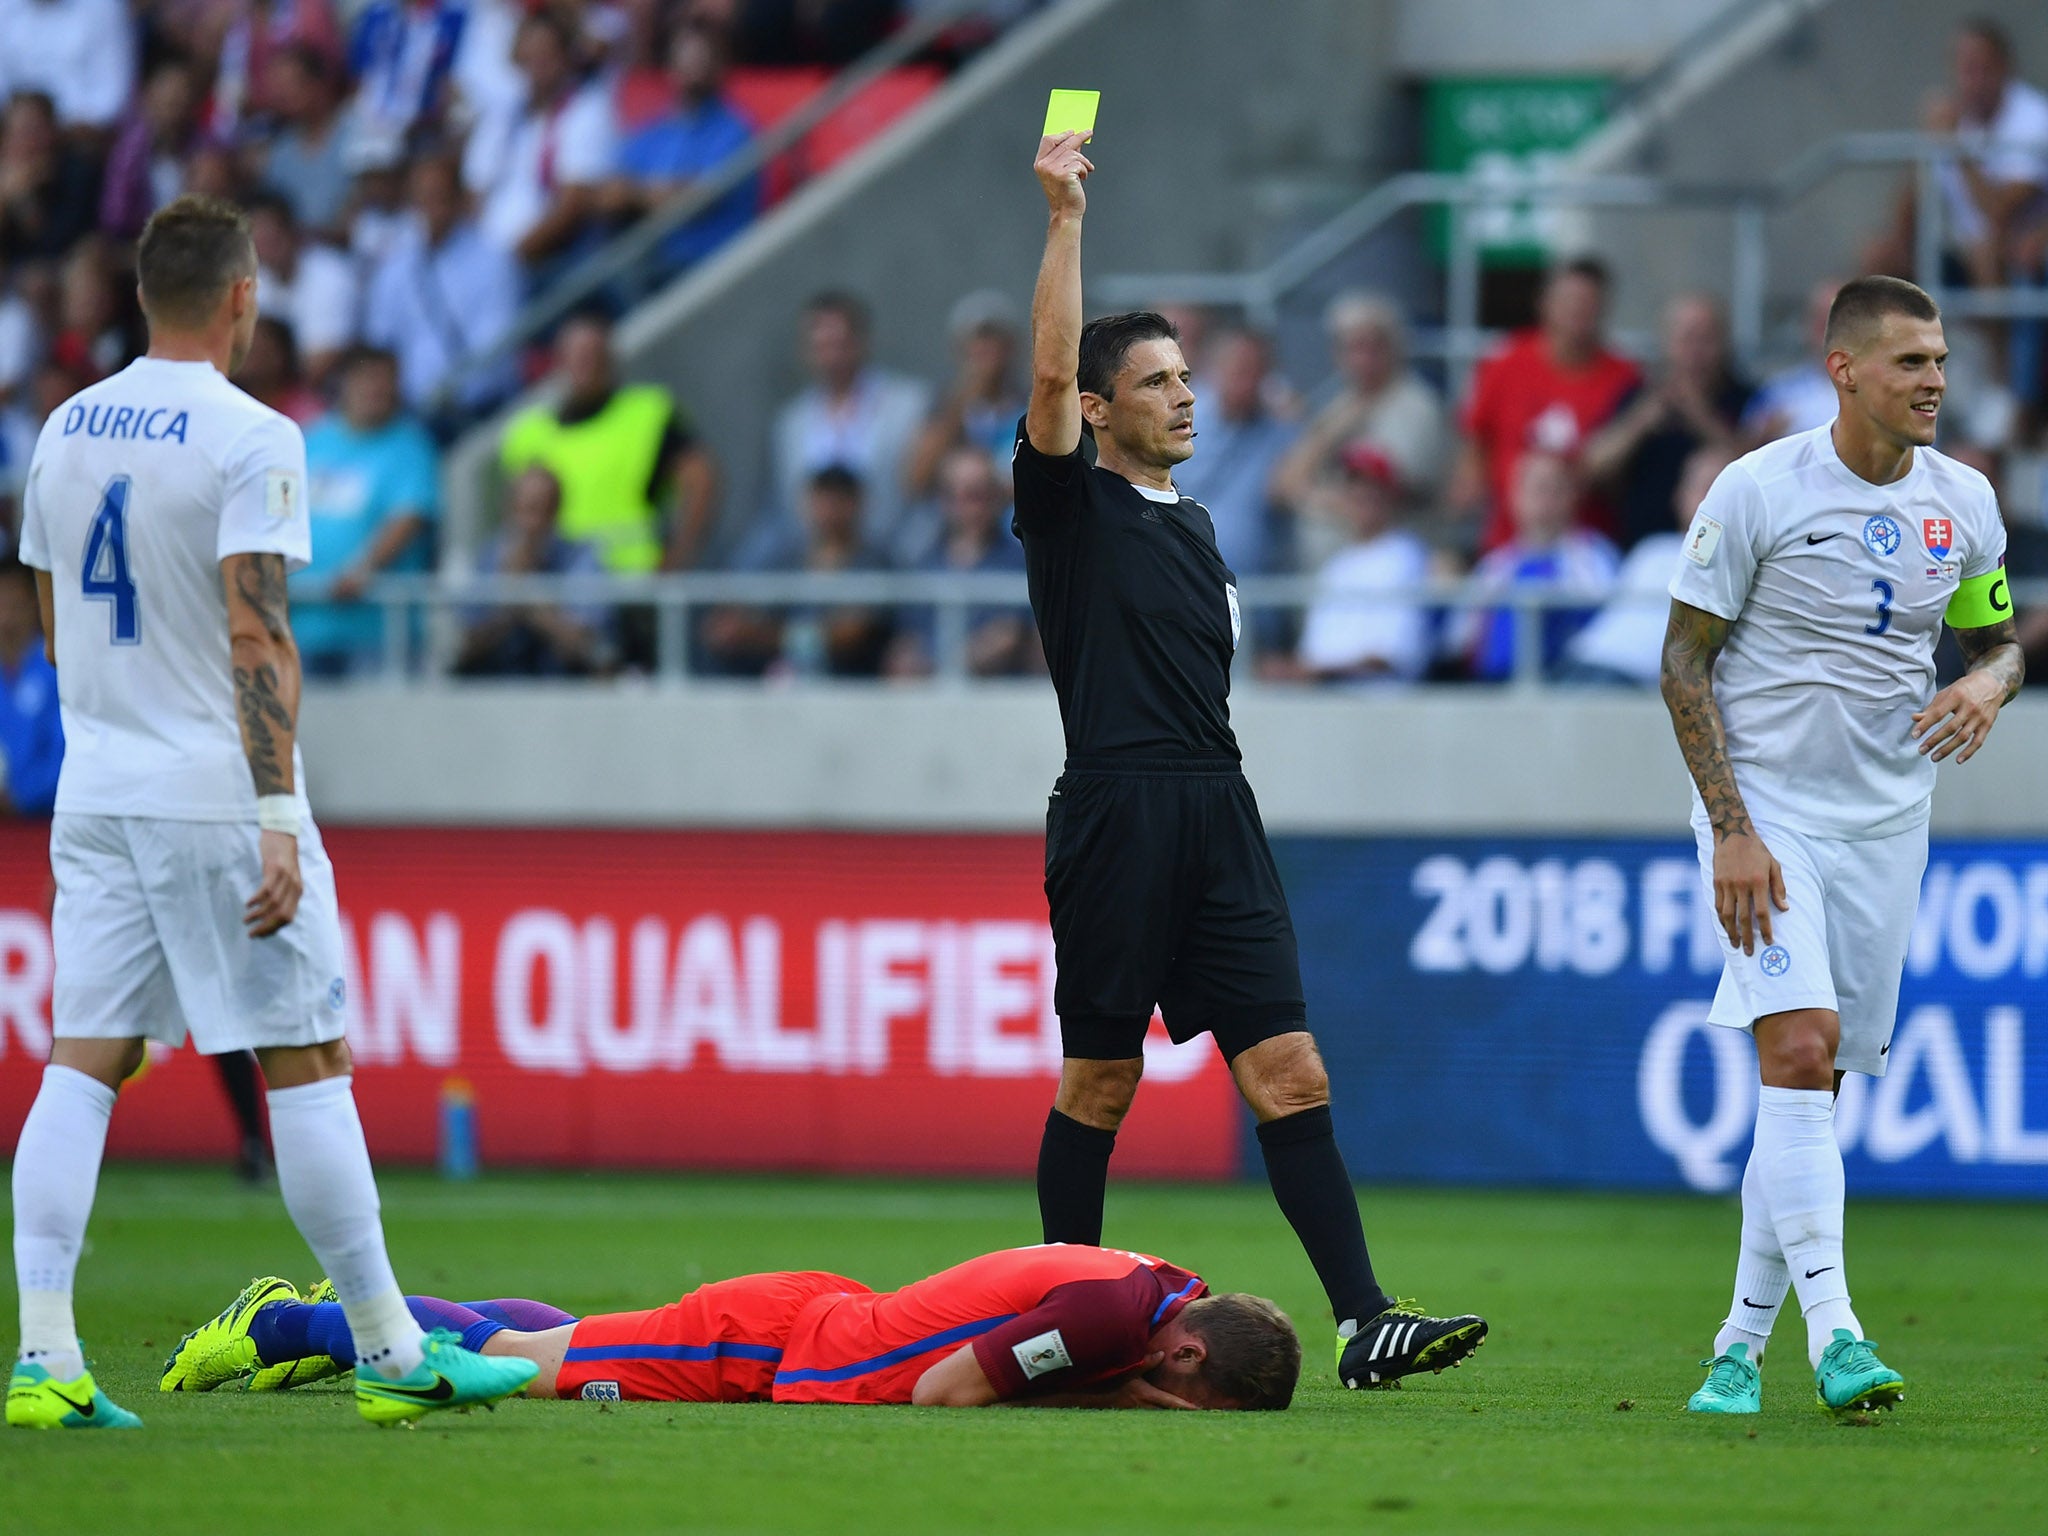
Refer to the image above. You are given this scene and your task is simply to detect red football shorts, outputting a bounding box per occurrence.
[552,1271,867,1402]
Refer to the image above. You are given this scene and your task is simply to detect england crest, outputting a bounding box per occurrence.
[1924,518,1953,560]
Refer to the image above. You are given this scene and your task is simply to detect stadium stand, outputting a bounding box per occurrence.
[1,0,2046,710]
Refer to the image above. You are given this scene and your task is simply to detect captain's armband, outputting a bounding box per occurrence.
[1946,566,2012,629]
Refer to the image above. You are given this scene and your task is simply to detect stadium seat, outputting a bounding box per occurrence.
[727,66,832,204]
[806,65,945,175]
[727,65,946,204]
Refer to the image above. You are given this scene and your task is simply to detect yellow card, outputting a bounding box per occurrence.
[1043,89,1100,138]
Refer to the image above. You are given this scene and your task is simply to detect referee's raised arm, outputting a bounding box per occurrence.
[1026,132,1094,458]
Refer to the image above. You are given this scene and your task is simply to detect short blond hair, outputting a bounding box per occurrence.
[137,195,254,327]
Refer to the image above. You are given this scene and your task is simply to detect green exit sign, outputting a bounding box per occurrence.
[1424,77,1611,265]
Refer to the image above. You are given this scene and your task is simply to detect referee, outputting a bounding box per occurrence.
[1015,129,1487,1389]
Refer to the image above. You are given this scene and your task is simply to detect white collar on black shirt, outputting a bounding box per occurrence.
[1129,481,1179,504]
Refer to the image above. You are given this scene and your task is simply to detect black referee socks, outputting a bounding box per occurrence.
[1256,1105,1391,1329]
[1037,1109,1118,1246]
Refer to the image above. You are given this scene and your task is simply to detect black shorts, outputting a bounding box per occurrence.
[1042,757,1306,1062]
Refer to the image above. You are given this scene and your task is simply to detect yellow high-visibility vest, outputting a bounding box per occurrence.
[501,386,672,573]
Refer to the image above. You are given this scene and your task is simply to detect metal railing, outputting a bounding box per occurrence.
[313,569,2048,689]
[1094,130,2048,399]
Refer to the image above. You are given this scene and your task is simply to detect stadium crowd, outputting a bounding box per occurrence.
[3,9,2048,741]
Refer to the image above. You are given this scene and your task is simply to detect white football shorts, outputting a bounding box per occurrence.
[49,813,349,1053]
[1690,813,1928,1077]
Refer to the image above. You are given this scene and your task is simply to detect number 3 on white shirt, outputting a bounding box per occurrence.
[82,475,140,645]
[1865,578,1893,638]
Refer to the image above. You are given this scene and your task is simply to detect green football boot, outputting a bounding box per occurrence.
[1686,1343,1762,1414]
[249,1278,347,1391]
[1814,1330,1904,1412]
[354,1328,537,1426]
[160,1276,299,1392]
[9,1354,144,1430]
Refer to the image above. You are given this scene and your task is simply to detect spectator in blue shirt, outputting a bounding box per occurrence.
[455,465,614,676]
[885,444,1035,679]
[1173,326,1298,575]
[0,557,61,817]
[297,347,440,675]
[602,19,761,279]
[364,151,521,428]
[904,289,1027,514]
[1460,450,1619,682]
[703,464,894,678]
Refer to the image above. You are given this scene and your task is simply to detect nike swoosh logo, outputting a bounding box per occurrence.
[1806,532,1843,544]
[366,1374,456,1403]
[1742,1297,1773,1310]
[50,1387,95,1417]
[1880,1042,1890,1055]
[1804,1267,1835,1279]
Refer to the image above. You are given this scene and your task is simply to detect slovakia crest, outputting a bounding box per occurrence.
[1862,514,1902,556]
[1924,518,1953,560]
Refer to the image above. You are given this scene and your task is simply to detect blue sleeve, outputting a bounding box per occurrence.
[437,10,468,74]
[715,112,754,159]
[12,668,64,815]
[348,7,383,80]
[472,243,521,343]
[616,125,657,180]
[362,255,403,349]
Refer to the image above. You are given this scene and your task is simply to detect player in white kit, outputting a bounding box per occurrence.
[6,197,536,1430]
[1660,276,2023,1416]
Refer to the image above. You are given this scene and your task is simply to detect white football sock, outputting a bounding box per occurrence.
[266,1075,424,1380]
[12,1064,116,1381]
[1713,1143,1790,1362]
[1753,1086,1860,1367]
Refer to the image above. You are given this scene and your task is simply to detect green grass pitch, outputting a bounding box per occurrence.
[4,1166,2044,1535]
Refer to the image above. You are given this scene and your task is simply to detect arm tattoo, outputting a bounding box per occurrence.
[226,553,298,797]
[232,661,296,797]
[1953,616,2026,703]
[1659,601,1753,844]
[233,553,292,643]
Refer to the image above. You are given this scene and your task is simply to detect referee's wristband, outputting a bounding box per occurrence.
[256,795,301,838]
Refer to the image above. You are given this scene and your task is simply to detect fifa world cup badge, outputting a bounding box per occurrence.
[266,470,300,523]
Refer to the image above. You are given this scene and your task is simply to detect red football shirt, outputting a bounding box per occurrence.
[1462,329,1640,548]
[772,1245,1207,1405]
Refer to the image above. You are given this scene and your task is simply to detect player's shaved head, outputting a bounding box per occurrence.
[1824,275,1940,356]
[137,195,256,329]
[1180,1293,1300,1410]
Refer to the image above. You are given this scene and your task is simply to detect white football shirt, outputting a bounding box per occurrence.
[1668,424,2006,841]
[17,357,313,821]
[1297,529,1433,681]
[1938,79,2048,248]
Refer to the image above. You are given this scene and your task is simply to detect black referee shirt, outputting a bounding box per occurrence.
[1011,418,1241,761]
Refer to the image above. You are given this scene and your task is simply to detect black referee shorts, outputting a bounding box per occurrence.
[1042,757,1306,1063]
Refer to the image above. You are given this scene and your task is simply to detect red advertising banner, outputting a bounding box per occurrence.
[0,824,1240,1178]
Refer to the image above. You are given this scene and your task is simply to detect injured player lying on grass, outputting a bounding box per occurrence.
[162,1245,1302,1411]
